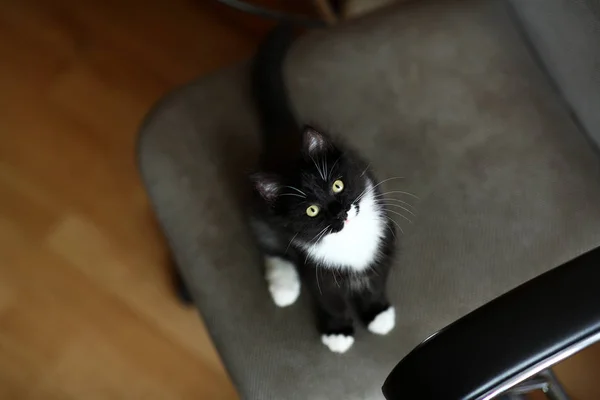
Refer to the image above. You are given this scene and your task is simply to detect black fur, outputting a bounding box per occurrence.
[251,25,397,339]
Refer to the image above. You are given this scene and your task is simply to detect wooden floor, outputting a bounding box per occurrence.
[0,0,280,398]
[0,0,599,399]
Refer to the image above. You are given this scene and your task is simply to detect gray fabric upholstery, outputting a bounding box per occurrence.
[138,1,600,398]
[509,0,600,145]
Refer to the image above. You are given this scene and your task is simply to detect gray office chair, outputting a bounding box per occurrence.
[138,0,600,398]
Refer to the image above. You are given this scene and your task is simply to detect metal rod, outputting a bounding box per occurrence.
[539,369,570,400]
[505,377,549,394]
[500,368,570,400]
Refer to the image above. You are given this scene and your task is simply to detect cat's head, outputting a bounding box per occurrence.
[252,126,372,243]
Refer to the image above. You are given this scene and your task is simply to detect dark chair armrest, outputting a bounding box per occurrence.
[382,247,600,400]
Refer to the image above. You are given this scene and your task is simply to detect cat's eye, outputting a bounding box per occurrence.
[332,179,345,193]
[306,205,320,217]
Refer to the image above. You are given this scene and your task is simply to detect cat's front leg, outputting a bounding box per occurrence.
[305,267,355,353]
[265,255,301,307]
[353,272,396,335]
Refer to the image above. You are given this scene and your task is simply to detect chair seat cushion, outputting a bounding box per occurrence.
[138,1,600,398]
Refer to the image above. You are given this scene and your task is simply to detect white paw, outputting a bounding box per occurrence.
[368,307,396,335]
[269,280,300,307]
[265,256,300,307]
[321,334,355,353]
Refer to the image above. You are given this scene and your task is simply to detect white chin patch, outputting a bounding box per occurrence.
[346,204,358,221]
[368,306,396,335]
[321,334,355,353]
[264,256,300,307]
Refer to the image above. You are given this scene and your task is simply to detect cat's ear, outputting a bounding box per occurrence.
[251,172,280,203]
[302,126,330,155]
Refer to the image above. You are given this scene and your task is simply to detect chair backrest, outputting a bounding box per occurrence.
[509,0,600,145]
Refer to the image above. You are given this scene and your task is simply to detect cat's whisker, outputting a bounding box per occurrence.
[374,190,420,200]
[280,193,305,199]
[386,224,397,239]
[353,181,377,204]
[384,208,414,224]
[360,163,371,177]
[285,232,299,254]
[328,156,342,180]
[316,228,328,242]
[311,227,328,243]
[319,157,324,180]
[378,198,416,210]
[384,215,404,234]
[315,266,322,295]
[365,215,403,235]
[283,186,306,197]
[332,267,340,287]
[355,176,405,203]
[353,187,369,205]
[320,158,326,181]
[380,203,416,217]
[316,225,331,242]
[311,225,331,244]
[310,154,325,181]
[315,232,325,243]
[355,182,374,201]
[367,176,406,193]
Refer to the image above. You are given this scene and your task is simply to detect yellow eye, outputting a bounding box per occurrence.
[332,179,345,193]
[306,205,320,217]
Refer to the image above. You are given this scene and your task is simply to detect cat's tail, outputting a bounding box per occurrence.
[252,24,302,164]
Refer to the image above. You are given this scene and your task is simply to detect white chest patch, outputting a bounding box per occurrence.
[301,184,386,271]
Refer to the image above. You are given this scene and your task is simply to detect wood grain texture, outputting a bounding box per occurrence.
[0,0,599,399]
[0,0,275,398]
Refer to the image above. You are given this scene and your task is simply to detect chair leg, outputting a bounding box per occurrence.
[501,368,570,400]
[538,369,570,400]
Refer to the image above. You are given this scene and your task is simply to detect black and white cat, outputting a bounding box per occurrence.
[250,25,398,354]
